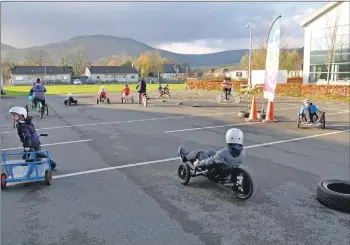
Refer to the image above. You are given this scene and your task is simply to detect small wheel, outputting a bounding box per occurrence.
[40,108,44,119]
[44,170,52,185]
[97,99,99,104]
[75,100,78,105]
[216,94,223,103]
[1,173,7,189]
[234,94,241,103]
[178,163,191,185]
[46,105,49,115]
[107,98,110,104]
[231,168,254,200]
[321,112,326,129]
[121,97,124,104]
[131,97,134,104]
[297,116,300,128]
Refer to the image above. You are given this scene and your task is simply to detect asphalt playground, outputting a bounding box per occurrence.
[1,90,349,245]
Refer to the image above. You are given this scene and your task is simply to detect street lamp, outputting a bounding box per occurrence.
[246,23,253,110]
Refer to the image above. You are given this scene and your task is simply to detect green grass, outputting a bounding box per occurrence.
[2,84,186,96]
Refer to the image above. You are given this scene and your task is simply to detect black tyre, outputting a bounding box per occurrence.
[177,163,191,185]
[297,116,300,128]
[46,105,49,116]
[44,170,52,185]
[75,100,78,105]
[238,111,247,118]
[107,98,110,104]
[316,179,350,213]
[1,173,7,189]
[231,168,254,200]
[121,97,124,104]
[321,112,326,129]
[40,107,44,119]
[97,99,99,104]
[257,112,266,121]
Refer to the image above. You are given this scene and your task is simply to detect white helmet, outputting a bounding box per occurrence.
[304,98,311,103]
[225,128,243,145]
[9,106,27,118]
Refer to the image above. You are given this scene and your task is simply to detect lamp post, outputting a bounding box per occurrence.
[246,23,252,111]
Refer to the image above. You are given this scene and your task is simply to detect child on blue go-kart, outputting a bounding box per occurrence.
[64,93,78,105]
[9,106,57,170]
[299,98,324,123]
[178,128,246,174]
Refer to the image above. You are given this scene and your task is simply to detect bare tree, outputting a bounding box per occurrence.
[322,17,343,84]
[69,47,89,76]
[24,49,51,66]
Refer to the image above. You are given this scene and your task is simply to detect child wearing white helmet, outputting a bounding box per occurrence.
[98,86,107,100]
[9,106,57,169]
[178,128,246,170]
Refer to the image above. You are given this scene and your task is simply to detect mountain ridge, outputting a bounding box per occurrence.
[1,35,302,67]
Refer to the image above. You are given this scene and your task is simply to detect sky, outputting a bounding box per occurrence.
[1,0,325,54]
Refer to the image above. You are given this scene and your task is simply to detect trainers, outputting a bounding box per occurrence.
[177,146,187,163]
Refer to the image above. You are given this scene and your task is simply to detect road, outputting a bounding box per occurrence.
[1,91,349,245]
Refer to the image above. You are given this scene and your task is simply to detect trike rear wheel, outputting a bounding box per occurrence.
[231,168,254,200]
[1,173,7,189]
[178,163,191,185]
[45,170,52,185]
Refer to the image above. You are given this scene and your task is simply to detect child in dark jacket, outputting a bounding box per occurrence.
[9,106,57,169]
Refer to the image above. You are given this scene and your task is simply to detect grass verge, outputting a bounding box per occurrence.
[2,84,186,96]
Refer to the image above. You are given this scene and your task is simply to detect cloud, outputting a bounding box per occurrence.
[1,1,323,53]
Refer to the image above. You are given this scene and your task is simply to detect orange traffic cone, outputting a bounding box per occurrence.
[246,96,260,121]
[264,100,277,122]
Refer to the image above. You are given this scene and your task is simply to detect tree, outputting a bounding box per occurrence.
[1,59,13,85]
[120,60,133,67]
[322,17,343,84]
[135,51,166,76]
[68,47,89,76]
[24,49,51,66]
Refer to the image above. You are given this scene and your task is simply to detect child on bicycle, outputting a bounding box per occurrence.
[29,78,47,111]
[178,128,246,171]
[222,77,232,100]
[9,106,57,169]
[121,84,131,99]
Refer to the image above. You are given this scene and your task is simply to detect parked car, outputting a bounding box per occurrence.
[73,79,82,85]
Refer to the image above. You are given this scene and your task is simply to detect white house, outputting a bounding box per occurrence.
[84,66,139,83]
[226,70,248,80]
[10,66,71,85]
[300,1,350,84]
[162,64,186,80]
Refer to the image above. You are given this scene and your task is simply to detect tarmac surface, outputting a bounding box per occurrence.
[1,90,349,245]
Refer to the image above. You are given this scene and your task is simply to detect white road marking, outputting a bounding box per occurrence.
[164,110,350,133]
[1,139,92,151]
[165,122,261,133]
[4,129,349,185]
[0,108,299,134]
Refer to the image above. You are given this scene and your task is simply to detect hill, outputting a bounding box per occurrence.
[0,35,301,67]
[1,43,17,53]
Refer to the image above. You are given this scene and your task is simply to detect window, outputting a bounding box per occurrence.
[131,76,135,79]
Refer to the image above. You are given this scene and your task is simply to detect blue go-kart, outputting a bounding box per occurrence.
[1,134,53,189]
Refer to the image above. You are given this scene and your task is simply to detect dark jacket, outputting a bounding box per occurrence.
[198,144,245,169]
[16,117,41,149]
[30,84,46,100]
[136,80,147,93]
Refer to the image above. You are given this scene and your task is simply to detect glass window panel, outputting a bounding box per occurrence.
[310,55,327,65]
[337,63,350,73]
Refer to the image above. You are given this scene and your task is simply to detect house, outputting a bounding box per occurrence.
[162,64,187,80]
[10,66,72,85]
[300,1,350,84]
[84,66,139,83]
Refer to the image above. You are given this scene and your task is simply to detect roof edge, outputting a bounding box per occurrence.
[299,1,342,27]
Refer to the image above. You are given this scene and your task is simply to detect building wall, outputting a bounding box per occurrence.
[89,73,139,83]
[11,74,71,85]
[227,70,249,80]
[303,2,350,84]
[162,73,185,79]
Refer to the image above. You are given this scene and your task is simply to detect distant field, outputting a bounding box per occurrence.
[2,84,186,96]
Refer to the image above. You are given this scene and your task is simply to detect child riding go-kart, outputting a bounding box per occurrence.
[64,93,78,106]
[121,84,134,104]
[158,84,170,98]
[97,86,110,104]
[297,98,325,129]
[176,128,254,200]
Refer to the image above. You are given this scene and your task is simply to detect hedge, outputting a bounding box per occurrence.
[186,79,350,99]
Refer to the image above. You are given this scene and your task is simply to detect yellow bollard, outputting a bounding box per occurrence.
[177,89,182,105]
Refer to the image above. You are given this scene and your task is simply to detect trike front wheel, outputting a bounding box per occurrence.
[231,168,254,200]
[177,163,191,185]
[45,170,52,185]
